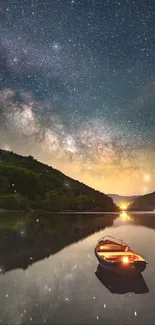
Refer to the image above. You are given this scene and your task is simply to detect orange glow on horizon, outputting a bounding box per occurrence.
[120,202,130,210]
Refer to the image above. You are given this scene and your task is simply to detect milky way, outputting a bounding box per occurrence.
[0,0,155,195]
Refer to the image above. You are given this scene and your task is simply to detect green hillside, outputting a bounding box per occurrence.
[0,149,117,212]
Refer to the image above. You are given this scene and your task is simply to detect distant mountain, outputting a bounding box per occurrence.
[129,191,155,211]
[0,149,118,212]
[108,194,140,205]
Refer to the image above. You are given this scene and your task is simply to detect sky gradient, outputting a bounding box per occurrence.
[0,0,155,195]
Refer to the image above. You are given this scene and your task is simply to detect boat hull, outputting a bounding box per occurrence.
[94,248,147,275]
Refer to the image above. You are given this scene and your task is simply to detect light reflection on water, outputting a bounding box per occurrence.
[0,212,155,324]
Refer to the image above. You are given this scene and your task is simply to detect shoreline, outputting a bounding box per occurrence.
[0,209,155,214]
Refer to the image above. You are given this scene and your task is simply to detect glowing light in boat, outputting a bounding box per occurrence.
[122,256,129,264]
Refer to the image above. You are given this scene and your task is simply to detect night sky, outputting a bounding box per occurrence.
[0,0,155,195]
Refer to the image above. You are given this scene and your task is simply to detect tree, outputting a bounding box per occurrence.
[0,176,10,194]
[44,190,68,211]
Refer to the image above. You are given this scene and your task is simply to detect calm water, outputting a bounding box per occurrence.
[0,211,155,324]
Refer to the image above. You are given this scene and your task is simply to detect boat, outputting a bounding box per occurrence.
[95,235,147,274]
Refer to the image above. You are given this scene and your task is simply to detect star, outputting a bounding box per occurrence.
[0,0,154,195]
[143,174,151,182]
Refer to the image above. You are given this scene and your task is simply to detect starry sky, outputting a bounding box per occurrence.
[0,0,155,196]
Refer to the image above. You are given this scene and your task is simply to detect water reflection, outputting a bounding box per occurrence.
[0,210,155,276]
[95,264,149,294]
[119,211,133,221]
[0,211,155,324]
[118,211,155,229]
[0,212,117,274]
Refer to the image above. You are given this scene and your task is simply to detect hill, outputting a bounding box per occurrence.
[0,149,117,212]
[128,191,155,211]
[108,194,140,205]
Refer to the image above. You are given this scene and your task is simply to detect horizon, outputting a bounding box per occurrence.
[0,147,153,198]
[0,1,155,196]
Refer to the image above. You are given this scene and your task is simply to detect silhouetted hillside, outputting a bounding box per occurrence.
[129,192,155,211]
[0,149,118,211]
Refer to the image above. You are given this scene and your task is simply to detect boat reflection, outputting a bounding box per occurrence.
[95,264,149,294]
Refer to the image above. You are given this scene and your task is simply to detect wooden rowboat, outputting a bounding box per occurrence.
[95,236,147,274]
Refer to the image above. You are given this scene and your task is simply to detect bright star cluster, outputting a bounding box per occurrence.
[0,0,155,195]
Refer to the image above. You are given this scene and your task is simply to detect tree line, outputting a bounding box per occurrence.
[0,150,117,211]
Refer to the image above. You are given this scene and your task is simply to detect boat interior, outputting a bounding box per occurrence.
[96,240,145,263]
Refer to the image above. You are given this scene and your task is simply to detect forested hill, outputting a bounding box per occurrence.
[128,191,155,211]
[0,149,118,211]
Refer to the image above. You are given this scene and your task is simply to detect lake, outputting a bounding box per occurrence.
[0,211,155,324]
